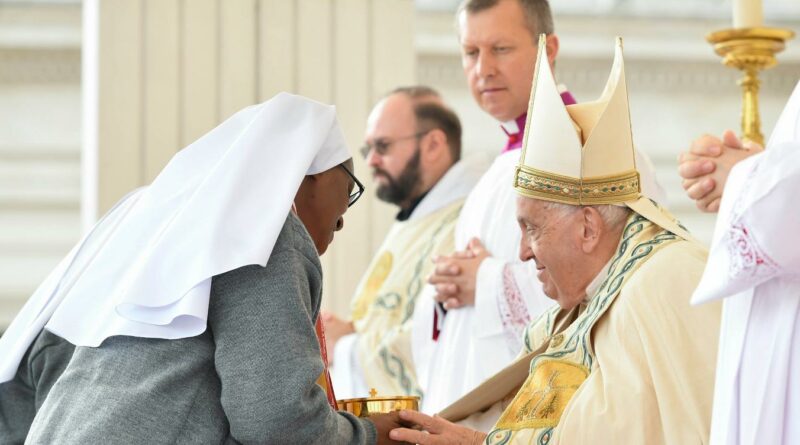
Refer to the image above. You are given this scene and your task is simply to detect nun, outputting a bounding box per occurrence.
[0,93,408,444]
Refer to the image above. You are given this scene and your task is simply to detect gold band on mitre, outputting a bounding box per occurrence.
[514,165,641,205]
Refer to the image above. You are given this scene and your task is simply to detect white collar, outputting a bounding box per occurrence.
[408,153,491,221]
[500,118,520,135]
[585,256,613,302]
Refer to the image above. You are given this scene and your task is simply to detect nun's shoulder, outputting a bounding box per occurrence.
[274,212,318,263]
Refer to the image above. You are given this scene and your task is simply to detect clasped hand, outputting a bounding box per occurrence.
[428,238,491,310]
[678,129,763,212]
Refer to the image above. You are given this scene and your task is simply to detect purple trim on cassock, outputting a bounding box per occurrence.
[501,90,577,153]
[560,90,577,106]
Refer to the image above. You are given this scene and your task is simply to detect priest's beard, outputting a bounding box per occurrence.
[374,148,422,206]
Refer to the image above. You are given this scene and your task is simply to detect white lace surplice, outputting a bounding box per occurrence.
[693,82,800,445]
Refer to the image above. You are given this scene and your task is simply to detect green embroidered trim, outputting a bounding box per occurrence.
[487,214,681,444]
[379,348,423,397]
[528,214,678,373]
[375,292,401,310]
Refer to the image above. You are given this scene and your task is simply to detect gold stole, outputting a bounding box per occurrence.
[487,214,681,445]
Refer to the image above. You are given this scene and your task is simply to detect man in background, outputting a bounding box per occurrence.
[325,86,487,399]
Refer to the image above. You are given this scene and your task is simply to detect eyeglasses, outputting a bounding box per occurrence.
[359,130,430,159]
[339,163,365,207]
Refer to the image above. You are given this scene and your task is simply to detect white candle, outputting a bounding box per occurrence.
[733,0,764,29]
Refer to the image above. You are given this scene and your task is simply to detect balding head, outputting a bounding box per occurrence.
[363,86,462,209]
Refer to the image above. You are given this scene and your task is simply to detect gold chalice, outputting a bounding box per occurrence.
[337,389,420,417]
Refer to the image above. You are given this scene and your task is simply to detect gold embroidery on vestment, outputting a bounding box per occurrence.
[352,251,393,321]
[496,359,590,430]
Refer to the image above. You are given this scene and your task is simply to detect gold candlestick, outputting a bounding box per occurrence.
[707,27,794,145]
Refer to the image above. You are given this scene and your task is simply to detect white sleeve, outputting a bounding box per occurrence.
[473,257,507,345]
[411,285,438,396]
[330,333,369,399]
[455,401,505,433]
[473,258,551,355]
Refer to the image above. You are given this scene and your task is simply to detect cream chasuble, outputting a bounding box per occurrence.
[332,155,488,398]
[485,213,720,445]
[353,200,461,396]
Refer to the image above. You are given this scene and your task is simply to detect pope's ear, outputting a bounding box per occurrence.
[580,207,603,253]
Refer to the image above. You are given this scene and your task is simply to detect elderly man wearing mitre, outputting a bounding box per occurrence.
[389,36,722,445]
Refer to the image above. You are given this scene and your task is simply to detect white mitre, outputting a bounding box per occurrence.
[513,35,693,241]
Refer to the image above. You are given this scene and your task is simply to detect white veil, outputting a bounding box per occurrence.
[0,93,351,382]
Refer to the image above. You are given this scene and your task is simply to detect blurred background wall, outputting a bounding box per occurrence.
[0,0,798,328]
[0,1,80,328]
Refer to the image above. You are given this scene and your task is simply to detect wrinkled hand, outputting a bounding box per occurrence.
[369,411,416,445]
[428,238,492,310]
[389,410,487,445]
[678,130,762,212]
[320,311,355,364]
